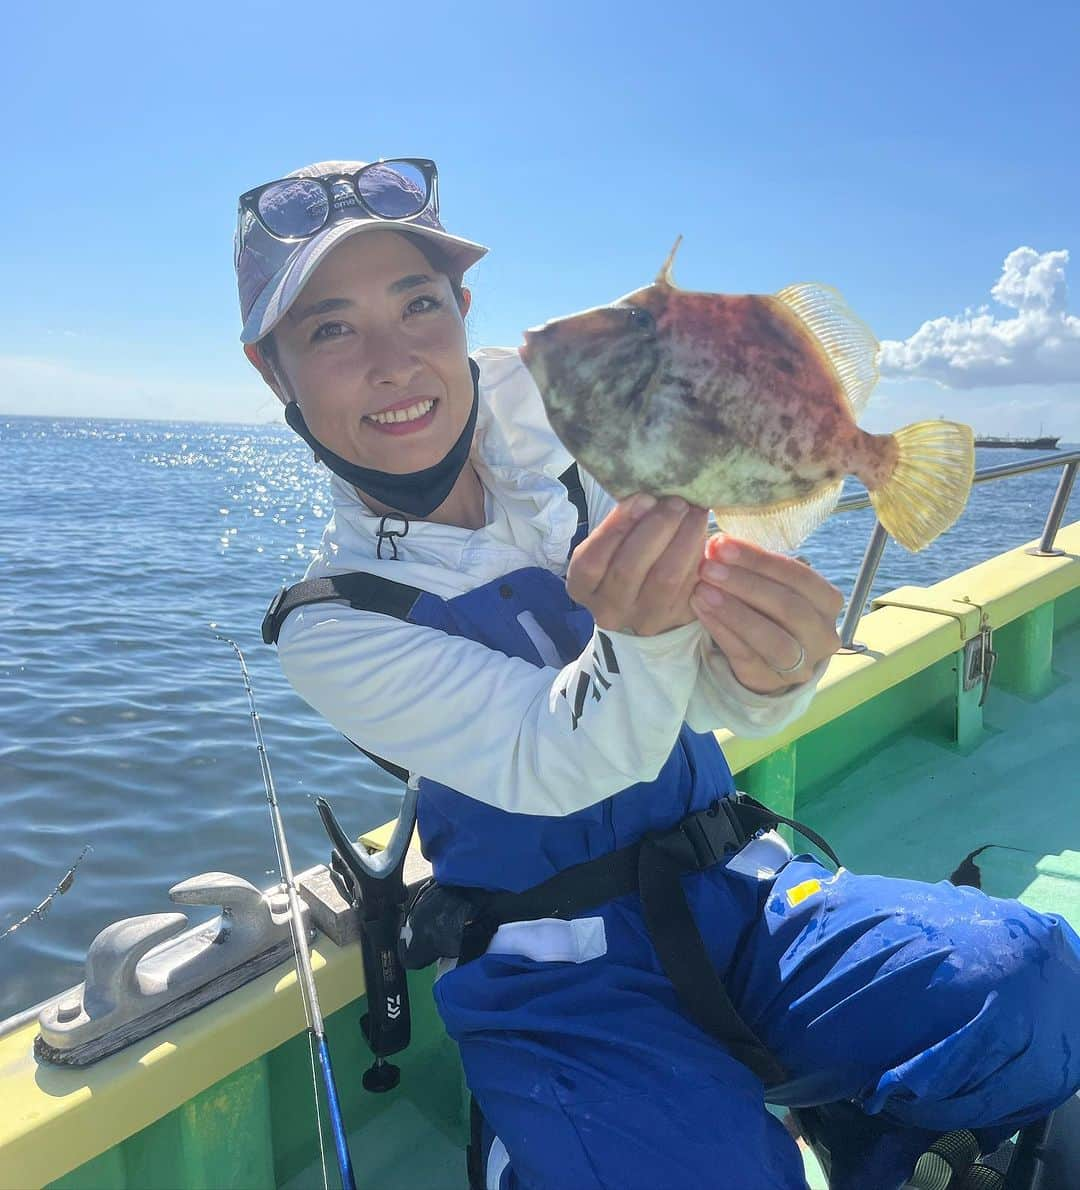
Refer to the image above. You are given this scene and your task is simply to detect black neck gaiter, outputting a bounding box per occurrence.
[284,359,480,519]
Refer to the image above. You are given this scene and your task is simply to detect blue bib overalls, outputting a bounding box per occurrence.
[399,566,1080,1190]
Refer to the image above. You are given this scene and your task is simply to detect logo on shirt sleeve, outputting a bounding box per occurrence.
[560,631,620,731]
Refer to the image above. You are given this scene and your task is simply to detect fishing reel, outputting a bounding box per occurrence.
[902,1107,1080,1190]
[317,789,418,1094]
[789,1093,1080,1190]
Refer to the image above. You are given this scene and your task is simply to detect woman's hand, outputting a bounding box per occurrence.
[690,535,844,694]
[567,495,709,636]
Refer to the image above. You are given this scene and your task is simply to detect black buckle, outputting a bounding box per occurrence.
[680,812,723,868]
[653,800,747,872]
[261,586,287,645]
[701,799,750,863]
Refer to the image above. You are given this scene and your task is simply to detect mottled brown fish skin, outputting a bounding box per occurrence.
[521,279,871,510]
[661,290,859,498]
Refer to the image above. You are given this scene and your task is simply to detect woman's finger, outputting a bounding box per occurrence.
[567,493,657,600]
[602,497,693,605]
[706,535,844,620]
[630,505,709,635]
[644,504,709,600]
[696,562,840,660]
[690,586,814,684]
[690,599,792,694]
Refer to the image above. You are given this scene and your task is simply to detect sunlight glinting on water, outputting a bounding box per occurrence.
[0,414,1075,1015]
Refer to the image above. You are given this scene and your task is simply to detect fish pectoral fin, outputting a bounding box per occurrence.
[775,283,880,417]
[870,420,974,552]
[712,480,844,552]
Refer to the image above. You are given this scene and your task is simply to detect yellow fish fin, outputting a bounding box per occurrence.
[712,480,843,552]
[656,236,683,287]
[870,420,974,552]
[775,283,880,417]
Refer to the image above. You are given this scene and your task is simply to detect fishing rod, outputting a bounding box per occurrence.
[214,631,356,1190]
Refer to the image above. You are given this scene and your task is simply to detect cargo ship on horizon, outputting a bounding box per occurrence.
[975,433,1060,449]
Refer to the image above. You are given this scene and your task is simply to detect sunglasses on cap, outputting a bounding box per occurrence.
[237,157,440,244]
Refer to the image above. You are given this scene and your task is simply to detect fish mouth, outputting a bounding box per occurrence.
[519,323,550,366]
[518,328,556,398]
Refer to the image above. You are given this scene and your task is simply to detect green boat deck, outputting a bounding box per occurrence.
[809,615,1080,918]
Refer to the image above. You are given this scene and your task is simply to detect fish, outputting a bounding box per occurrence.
[518,239,974,553]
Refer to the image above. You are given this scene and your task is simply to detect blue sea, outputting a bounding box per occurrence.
[1,415,1076,1018]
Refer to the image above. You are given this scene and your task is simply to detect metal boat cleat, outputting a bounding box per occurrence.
[36,872,302,1066]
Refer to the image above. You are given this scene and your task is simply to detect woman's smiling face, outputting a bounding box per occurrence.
[261,229,473,475]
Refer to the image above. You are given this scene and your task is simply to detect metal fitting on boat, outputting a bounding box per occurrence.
[36,872,304,1066]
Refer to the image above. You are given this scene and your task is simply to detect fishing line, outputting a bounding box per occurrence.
[0,845,92,942]
[214,629,356,1190]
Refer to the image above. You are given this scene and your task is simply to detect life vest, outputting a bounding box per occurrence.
[262,465,837,1087]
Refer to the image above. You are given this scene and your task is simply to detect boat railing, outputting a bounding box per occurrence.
[837,448,1080,652]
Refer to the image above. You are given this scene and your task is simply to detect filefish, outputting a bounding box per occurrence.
[519,239,974,552]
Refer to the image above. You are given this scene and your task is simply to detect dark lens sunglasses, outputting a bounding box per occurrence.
[238,157,439,244]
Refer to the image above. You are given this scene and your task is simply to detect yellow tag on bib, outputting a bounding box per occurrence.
[785,878,823,909]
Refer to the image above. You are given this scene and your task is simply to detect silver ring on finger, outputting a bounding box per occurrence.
[771,642,807,676]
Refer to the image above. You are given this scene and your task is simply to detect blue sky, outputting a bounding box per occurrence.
[2,1,1078,436]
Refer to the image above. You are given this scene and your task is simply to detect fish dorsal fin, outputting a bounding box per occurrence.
[656,236,683,287]
[775,283,879,416]
[712,480,844,552]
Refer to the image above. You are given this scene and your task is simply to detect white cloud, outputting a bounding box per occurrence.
[0,354,277,424]
[880,247,1080,389]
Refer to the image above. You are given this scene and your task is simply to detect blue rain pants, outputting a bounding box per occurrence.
[403,566,1080,1189]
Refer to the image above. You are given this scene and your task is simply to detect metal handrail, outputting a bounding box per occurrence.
[837,449,1079,651]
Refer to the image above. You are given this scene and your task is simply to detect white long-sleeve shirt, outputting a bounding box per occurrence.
[278,346,824,818]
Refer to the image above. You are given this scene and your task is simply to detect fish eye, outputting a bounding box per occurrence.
[623,306,655,334]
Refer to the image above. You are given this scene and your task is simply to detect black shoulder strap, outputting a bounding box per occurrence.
[261,570,423,645]
[347,742,410,786]
[559,463,589,558]
[261,571,424,785]
[262,465,587,781]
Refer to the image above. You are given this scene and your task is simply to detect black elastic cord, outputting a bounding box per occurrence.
[734,794,841,868]
[375,516,409,560]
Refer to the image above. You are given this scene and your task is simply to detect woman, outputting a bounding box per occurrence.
[237,158,1080,1189]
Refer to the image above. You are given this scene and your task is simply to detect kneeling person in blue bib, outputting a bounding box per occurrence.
[235,156,1080,1190]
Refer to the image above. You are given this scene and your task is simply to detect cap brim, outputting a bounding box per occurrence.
[240,218,488,344]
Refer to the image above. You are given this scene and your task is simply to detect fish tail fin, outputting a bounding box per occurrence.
[869,420,974,552]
